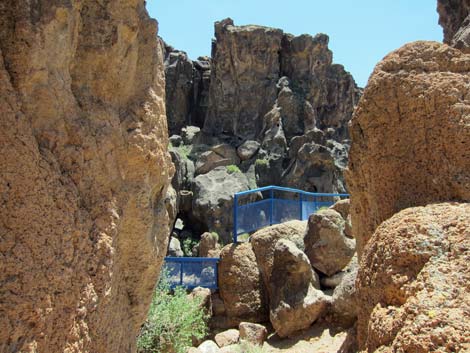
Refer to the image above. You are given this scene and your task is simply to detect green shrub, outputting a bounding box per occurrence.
[226,164,241,174]
[182,237,198,257]
[255,158,269,167]
[237,233,250,242]
[137,271,208,353]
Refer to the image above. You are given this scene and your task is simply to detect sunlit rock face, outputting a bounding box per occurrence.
[0,1,173,352]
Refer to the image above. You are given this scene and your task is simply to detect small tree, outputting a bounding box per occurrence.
[137,271,208,353]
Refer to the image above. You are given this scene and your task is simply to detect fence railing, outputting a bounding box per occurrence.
[163,257,219,290]
[233,185,349,243]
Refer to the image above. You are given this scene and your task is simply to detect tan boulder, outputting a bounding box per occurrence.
[346,41,470,257]
[218,243,268,323]
[251,220,308,294]
[214,329,240,348]
[0,1,173,352]
[198,340,221,353]
[269,239,328,338]
[304,209,355,276]
[199,232,221,257]
[195,144,240,175]
[356,203,470,352]
[239,322,268,346]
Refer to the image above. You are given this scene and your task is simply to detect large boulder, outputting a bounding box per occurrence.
[195,144,240,175]
[304,209,356,276]
[168,236,184,257]
[199,232,221,258]
[356,203,470,352]
[0,2,173,352]
[250,220,312,295]
[269,239,329,338]
[346,41,470,257]
[218,243,268,323]
[192,166,251,243]
[327,257,358,328]
[238,322,268,346]
[214,329,240,348]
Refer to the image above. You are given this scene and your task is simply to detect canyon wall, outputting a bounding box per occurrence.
[0,1,173,352]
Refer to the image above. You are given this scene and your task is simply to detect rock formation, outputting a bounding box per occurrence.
[0,1,173,352]
[164,45,211,134]
[218,243,268,323]
[164,19,361,243]
[304,209,355,276]
[269,239,328,338]
[346,41,470,257]
[356,203,470,352]
[437,0,470,52]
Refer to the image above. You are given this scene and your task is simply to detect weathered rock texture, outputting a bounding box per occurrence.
[356,203,470,352]
[304,209,355,276]
[437,0,470,52]
[346,41,470,257]
[269,239,328,338]
[251,220,309,296]
[164,45,211,134]
[218,243,268,323]
[0,1,173,352]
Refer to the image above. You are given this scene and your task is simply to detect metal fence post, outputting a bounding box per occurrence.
[313,194,317,212]
[233,193,238,243]
[269,188,274,225]
[179,262,183,287]
[299,193,303,220]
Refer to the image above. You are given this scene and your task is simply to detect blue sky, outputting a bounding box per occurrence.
[147,0,442,87]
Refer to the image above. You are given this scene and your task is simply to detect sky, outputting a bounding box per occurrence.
[146,0,442,87]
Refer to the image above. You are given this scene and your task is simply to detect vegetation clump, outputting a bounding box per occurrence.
[226,164,242,174]
[137,271,208,353]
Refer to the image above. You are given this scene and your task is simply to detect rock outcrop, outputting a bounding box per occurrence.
[437,0,470,52]
[269,240,329,338]
[0,1,173,352]
[218,243,268,323]
[346,41,470,257]
[250,220,310,295]
[164,46,211,134]
[356,203,470,352]
[192,166,251,243]
[304,209,355,276]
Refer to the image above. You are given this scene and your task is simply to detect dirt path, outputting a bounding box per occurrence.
[262,323,347,353]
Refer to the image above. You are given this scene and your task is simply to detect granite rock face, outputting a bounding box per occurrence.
[0,1,173,352]
[356,203,470,352]
[346,41,470,257]
[437,0,470,51]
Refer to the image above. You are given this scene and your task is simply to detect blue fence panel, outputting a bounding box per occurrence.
[164,257,219,290]
[237,199,271,234]
[233,186,348,242]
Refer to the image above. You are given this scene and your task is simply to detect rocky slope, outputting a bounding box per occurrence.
[0,1,173,352]
[165,19,360,244]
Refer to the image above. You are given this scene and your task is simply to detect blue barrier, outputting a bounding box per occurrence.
[233,185,349,243]
[163,257,219,290]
